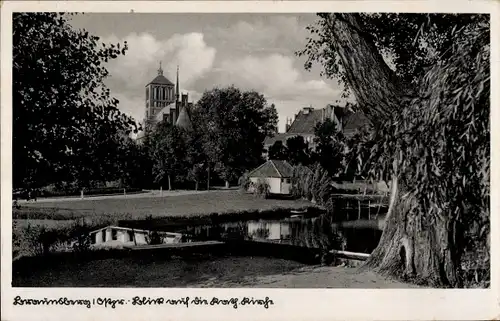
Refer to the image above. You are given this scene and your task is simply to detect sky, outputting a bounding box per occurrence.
[69,13,348,132]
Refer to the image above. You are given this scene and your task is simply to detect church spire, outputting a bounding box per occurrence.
[157,61,163,75]
[176,65,180,102]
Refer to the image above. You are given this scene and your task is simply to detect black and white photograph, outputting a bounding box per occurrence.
[1,0,497,320]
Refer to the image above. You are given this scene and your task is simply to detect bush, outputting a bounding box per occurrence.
[13,216,117,258]
[254,178,270,198]
[291,164,333,206]
[13,223,68,257]
[238,172,251,193]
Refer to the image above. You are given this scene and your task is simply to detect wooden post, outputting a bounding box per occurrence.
[160,186,163,197]
[132,228,137,246]
[123,188,126,196]
[81,189,84,199]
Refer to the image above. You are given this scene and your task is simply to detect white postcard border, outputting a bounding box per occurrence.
[1,1,499,320]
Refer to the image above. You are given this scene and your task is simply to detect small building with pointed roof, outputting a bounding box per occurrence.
[247,160,294,195]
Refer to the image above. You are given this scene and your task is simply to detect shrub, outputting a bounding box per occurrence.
[238,172,251,193]
[15,223,68,256]
[291,164,333,206]
[254,178,270,198]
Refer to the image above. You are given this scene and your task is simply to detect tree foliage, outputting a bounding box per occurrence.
[300,13,489,287]
[313,119,347,177]
[13,13,137,189]
[194,86,278,184]
[149,122,187,190]
[297,13,484,96]
[268,140,288,160]
[286,135,312,166]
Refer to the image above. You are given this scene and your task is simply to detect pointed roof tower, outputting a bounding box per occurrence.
[176,65,180,102]
[158,61,163,75]
[146,61,174,86]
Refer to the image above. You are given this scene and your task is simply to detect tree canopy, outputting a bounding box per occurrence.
[194,87,278,184]
[13,13,137,189]
[313,119,346,177]
[300,13,489,287]
[150,122,187,190]
[298,13,486,97]
[268,140,288,160]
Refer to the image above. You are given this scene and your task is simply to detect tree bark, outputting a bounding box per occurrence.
[328,13,459,286]
[168,175,172,191]
[207,165,210,190]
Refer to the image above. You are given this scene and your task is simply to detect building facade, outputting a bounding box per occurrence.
[136,63,194,143]
[263,104,369,158]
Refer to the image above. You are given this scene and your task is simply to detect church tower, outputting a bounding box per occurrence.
[144,62,176,133]
[136,63,194,144]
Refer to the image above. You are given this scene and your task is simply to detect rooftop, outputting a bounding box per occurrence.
[287,108,323,134]
[264,133,305,147]
[147,74,175,86]
[248,160,294,178]
[176,106,193,131]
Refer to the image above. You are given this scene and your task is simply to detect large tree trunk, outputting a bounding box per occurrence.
[328,13,460,286]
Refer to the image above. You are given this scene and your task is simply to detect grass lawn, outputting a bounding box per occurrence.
[14,190,312,220]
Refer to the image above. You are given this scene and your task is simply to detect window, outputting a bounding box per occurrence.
[112,229,118,241]
[128,231,134,242]
[102,230,106,242]
[91,233,96,244]
[146,87,149,100]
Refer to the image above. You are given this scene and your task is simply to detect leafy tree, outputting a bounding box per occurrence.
[184,126,206,190]
[117,136,152,188]
[343,125,373,181]
[13,13,137,189]
[194,86,278,187]
[286,135,312,166]
[298,13,483,97]
[300,13,489,287]
[149,122,187,190]
[268,141,288,160]
[313,119,346,177]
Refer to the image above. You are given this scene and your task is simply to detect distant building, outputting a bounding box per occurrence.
[263,104,369,157]
[84,225,184,248]
[136,63,194,144]
[247,159,293,195]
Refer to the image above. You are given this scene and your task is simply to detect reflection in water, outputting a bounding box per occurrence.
[182,214,382,254]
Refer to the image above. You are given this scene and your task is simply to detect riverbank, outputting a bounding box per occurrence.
[12,254,415,288]
[196,265,418,288]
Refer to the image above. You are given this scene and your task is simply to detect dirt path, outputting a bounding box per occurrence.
[17,189,212,203]
[196,266,418,288]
